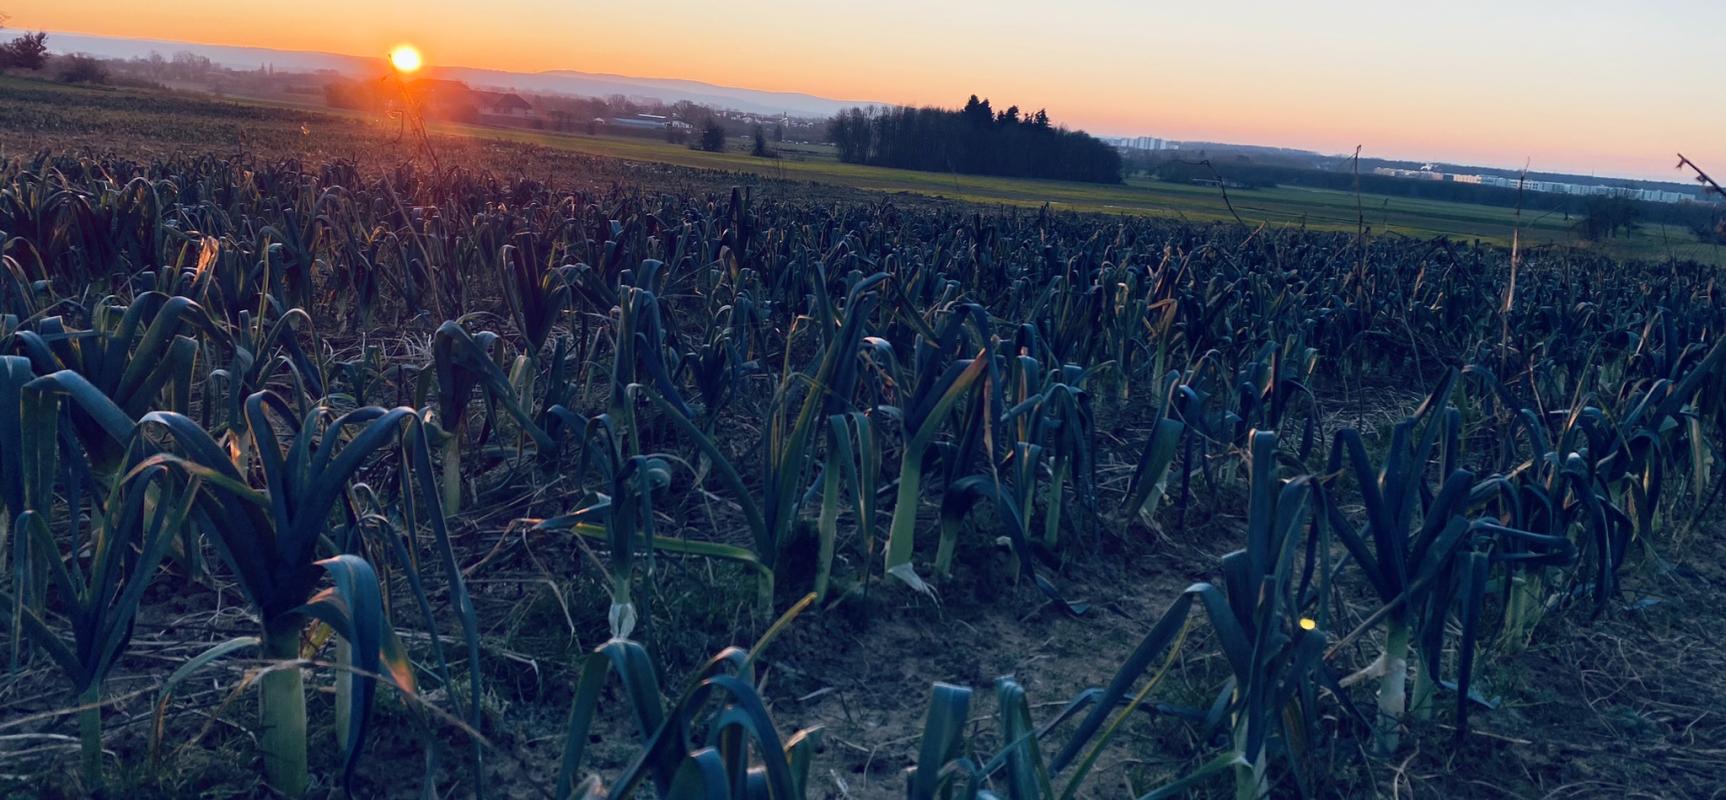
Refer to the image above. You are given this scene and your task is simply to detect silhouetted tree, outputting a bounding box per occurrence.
[751,125,773,157]
[57,54,108,85]
[0,30,48,71]
[1578,196,1641,240]
[699,120,726,152]
[961,95,994,128]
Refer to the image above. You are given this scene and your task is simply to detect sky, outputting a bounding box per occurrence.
[10,0,1724,181]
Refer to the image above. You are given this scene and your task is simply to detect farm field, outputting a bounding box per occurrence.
[6,76,1719,266]
[425,122,1725,264]
[1,70,1725,800]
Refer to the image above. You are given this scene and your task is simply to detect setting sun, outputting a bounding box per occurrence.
[388,44,422,73]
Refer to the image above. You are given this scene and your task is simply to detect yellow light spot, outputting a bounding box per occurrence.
[389,45,423,74]
[1299,617,1317,631]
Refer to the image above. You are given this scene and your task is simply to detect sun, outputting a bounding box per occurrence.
[389,44,423,74]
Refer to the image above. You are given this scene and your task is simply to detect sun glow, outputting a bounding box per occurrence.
[389,44,423,73]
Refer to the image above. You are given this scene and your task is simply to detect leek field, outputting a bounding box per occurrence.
[1,76,1724,799]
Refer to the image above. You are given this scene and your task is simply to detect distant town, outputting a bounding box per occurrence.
[1106,133,1709,205]
[1373,165,1694,204]
[1103,136,1180,152]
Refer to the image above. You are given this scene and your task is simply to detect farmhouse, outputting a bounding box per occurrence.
[389,79,534,122]
[473,90,532,118]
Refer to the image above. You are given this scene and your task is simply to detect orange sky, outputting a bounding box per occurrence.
[11,0,1724,182]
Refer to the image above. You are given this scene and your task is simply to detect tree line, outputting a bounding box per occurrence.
[829,95,1122,184]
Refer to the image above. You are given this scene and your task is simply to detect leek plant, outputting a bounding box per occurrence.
[13,294,208,473]
[937,442,1087,613]
[1325,371,1571,752]
[532,408,770,634]
[536,420,673,640]
[1055,432,1329,800]
[554,639,822,799]
[810,273,887,599]
[817,411,875,600]
[0,356,53,591]
[554,596,821,800]
[203,305,326,437]
[883,309,990,592]
[500,244,582,416]
[1121,416,1185,527]
[913,432,1332,799]
[431,320,554,513]
[618,273,887,611]
[1,464,194,790]
[998,357,1096,551]
[118,393,473,795]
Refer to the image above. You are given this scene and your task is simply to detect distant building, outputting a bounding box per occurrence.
[409,78,474,113]
[608,115,671,131]
[1373,167,1445,181]
[396,79,533,121]
[473,91,532,118]
[1107,135,1176,153]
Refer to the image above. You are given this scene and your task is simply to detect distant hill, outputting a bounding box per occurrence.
[45,31,883,118]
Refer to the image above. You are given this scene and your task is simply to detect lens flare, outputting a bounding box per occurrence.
[389,45,423,73]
